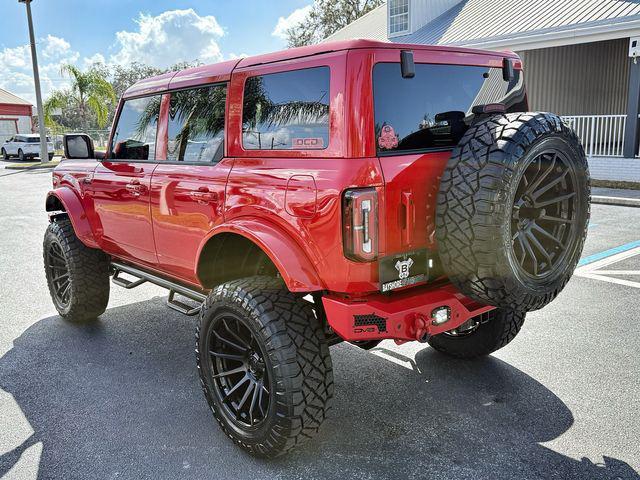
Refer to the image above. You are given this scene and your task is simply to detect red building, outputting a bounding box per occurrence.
[0,88,34,144]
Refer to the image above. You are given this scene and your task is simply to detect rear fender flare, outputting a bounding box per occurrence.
[45,188,99,248]
[196,219,324,292]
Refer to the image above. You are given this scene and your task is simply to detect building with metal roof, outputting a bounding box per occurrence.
[327,0,640,182]
[0,88,33,144]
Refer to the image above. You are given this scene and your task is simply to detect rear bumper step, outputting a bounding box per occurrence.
[322,283,494,342]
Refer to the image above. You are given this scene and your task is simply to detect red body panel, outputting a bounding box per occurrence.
[151,159,232,282]
[49,40,526,341]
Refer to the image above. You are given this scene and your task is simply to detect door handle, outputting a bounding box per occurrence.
[125,181,145,196]
[188,187,218,204]
[401,191,414,245]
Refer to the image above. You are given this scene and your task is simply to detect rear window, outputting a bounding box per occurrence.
[242,66,330,150]
[373,63,526,154]
[26,136,51,143]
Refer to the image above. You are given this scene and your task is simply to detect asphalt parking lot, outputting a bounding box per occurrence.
[0,163,639,480]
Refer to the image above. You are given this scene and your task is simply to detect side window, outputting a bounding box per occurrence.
[110,95,161,161]
[167,84,226,163]
[242,66,330,150]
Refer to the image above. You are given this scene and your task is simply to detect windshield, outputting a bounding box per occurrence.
[373,63,526,154]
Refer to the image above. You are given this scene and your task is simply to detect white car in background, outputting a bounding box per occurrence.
[1,134,54,161]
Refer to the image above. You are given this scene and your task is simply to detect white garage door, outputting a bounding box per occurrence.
[0,119,18,144]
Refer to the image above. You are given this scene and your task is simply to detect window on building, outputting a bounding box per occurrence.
[242,66,330,150]
[167,84,227,163]
[373,62,526,154]
[389,0,410,36]
[110,95,161,161]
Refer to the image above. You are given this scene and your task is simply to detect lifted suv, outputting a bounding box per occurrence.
[43,40,590,457]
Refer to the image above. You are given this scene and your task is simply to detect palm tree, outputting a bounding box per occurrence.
[44,64,116,129]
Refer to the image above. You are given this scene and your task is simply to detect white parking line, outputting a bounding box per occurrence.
[575,245,640,289]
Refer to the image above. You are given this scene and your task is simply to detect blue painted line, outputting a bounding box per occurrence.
[578,240,640,267]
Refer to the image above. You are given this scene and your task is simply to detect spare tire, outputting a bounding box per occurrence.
[435,112,590,312]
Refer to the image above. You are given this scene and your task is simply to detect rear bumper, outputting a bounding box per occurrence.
[322,283,494,343]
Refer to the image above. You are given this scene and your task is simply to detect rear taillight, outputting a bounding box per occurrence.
[343,188,378,262]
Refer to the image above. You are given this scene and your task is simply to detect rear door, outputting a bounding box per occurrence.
[90,94,162,265]
[370,53,526,256]
[150,83,231,281]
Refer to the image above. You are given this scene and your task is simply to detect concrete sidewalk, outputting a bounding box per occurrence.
[592,187,640,208]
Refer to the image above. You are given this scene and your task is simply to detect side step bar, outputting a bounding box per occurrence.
[110,261,207,316]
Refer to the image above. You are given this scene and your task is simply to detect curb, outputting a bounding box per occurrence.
[4,160,60,171]
[591,195,640,208]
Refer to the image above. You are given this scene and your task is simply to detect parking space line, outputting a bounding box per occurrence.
[575,241,640,289]
[577,240,640,267]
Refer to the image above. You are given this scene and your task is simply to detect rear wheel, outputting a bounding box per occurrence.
[43,217,110,322]
[196,276,333,457]
[48,153,54,161]
[428,309,526,359]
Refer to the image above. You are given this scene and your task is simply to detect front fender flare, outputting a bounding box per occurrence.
[198,219,324,292]
[46,188,99,248]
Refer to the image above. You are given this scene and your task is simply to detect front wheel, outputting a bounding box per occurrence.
[18,149,24,161]
[1,148,8,160]
[196,276,333,457]
[427,309,526,359]
[43,217,110,322]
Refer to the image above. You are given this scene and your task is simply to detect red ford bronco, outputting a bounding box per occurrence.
[43,40,590,457]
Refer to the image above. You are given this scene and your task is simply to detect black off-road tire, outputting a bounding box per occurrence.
[428,309,526,359]
[43,217,110,322]
[436,112,590,312]
[196,276,333,458]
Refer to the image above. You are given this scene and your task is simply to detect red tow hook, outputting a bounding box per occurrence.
[412,313,430,342]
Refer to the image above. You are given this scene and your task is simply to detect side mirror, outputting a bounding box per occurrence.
[63,133,94,159]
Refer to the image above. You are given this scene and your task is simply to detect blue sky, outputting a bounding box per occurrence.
[0,0,313,103]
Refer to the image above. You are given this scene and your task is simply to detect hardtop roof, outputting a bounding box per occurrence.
[123,39,518,98]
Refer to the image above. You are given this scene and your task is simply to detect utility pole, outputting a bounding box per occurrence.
[19,0,48,164]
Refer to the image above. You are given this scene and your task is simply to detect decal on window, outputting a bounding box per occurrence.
[377,125,398,150]
[292,137,324,149]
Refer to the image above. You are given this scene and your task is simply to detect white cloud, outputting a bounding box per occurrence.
[0,9,231,104]
[109,9,224,68]
[272,5,312,40]
[83,53,106,69]
[0,35,77,105]
[227,52,249,60]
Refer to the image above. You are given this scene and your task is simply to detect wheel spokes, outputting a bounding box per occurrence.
[208,315,271,427]
[212,365,247,379]
[210,351,245,362]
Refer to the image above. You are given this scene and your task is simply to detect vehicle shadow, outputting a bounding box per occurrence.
[0,297,637,479]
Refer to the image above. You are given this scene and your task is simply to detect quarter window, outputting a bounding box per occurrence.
[167,84,227,163]
[110,95,161,161]
[389,0,410,35]
[242,66,330,151]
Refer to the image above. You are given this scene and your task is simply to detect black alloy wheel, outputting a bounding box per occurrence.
[46,240,71,309]
[510,149,579,280]
[205,313,271,427]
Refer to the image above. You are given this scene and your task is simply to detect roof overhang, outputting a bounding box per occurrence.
[450,16,640,52]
